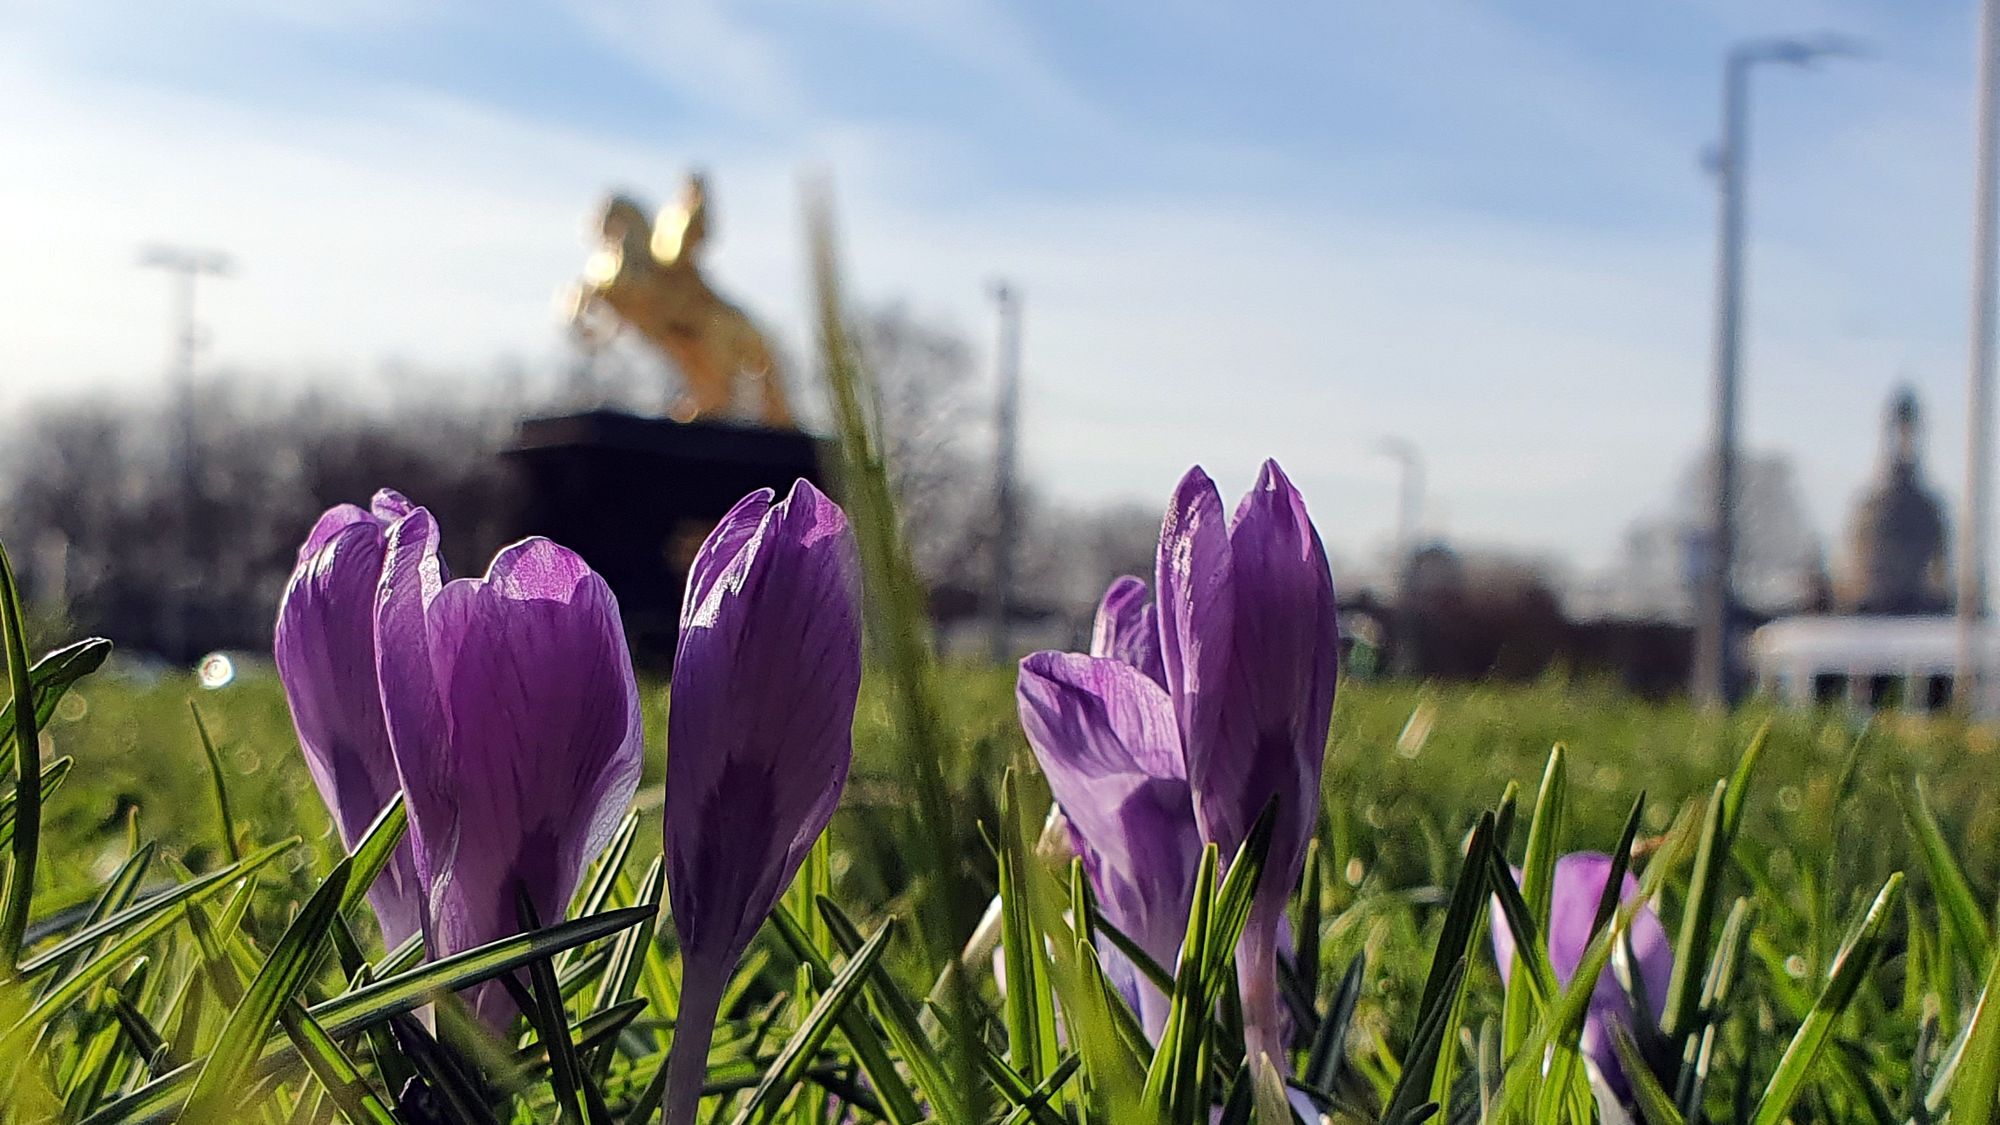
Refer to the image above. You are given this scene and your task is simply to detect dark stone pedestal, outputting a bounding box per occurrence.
[506,410,829,667]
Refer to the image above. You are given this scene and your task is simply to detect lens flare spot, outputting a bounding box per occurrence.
[197,652,236,690]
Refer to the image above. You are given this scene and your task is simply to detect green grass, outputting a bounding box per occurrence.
[30,666,2000,1110]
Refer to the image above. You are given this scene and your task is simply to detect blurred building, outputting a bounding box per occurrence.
[1834,387,1951,615]
[1753,387,1970,714]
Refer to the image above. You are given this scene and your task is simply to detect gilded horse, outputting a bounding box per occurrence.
[567,176,794,428]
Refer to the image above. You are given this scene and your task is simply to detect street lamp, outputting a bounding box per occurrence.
[140,245,233,664]
[988,282,1023,664]
[1374,437,1424,570]
[1960,0,2000,717]
[1693,34,1860,708]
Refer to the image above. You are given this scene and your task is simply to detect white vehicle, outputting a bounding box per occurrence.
[1750,615,2000,715]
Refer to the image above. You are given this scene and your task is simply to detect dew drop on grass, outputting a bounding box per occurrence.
[1785,954,1808,979]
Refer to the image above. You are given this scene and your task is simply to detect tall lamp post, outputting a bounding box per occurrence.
[140,245,232,664]
[988,282,1023,664]
[1375,438,1424,679]
[1375,437,1424,567]
[1694,35,1857,707]
[1960,0,2000,717]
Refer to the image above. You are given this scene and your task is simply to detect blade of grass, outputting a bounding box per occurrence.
[815,897,959,1118]
[1663,728,1765,1043]
[19,838,297,977]
[1940,942,2000,1125]
[1746,872,1904,1125]
[78,905,651,1125]
[8,839,297,1048]
[1504,745,1566,1059]
[1900,778,1993,974]
[0,636,111,770]
[770,905,923,1124]
[176,858,352,1123]
[996,769,1059,1091]
[337,795,407,922]
[1612,1024,1689,1125]
[727,917,896,1125]
[0,540,45,975]
[186,703,241,865]
[277,1001,396,1125]
[1392,811,1496,1116]
[808,171,985,1125]
[513,888,610,1125]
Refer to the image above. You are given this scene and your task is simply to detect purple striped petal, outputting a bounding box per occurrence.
[1155,467,1235,773]
[1091,576,1167,688]
[667,479,860,971]
[275,500,423,948]
[1018,651,1199,1039]
[377,513,643,1028]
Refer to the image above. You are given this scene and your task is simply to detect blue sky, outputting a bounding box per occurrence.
[0,0,1987,576]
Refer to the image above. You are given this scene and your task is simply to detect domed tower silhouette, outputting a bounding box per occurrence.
[1837,387,1952,615]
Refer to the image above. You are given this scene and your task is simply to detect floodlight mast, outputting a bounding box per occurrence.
[988,282,1023,664]
[139,245,233,664]
[1961,0,2000,717]
[1693,35,1858,708]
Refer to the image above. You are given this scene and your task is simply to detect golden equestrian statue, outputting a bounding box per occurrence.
[565,174,795,428]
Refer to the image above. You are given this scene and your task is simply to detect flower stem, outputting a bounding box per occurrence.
[1239,923,1286,1068]
[664,966,723,1125]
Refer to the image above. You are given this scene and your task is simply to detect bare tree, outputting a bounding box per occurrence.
[1,371,520,662]
[858,304,994,585]
[1604,451,1822,619]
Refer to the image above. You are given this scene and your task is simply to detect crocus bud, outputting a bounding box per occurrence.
[1092,575,1166,686]
[1157,460,1338,1066]
[1490,852,1674,1105]
[374,508,643,1028]
[1018,649,1200,1039]
[275,490,423,949]
[662,480,861,1125]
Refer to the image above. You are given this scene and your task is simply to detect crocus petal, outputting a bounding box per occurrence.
[685,488,773,615]
[1017,652,1187,878]
[371,488,413,523]
[1205,460,1338,872]
[378,512,643,1027]
[667,479,861,969]
[664,479,861,1125]
[375,508,454,953]
[1091,576,1166,687]
[1155,467,1235,771]
[275,501,422,948]
[1018,651,1201,1037]
[1489,852,1674,1102]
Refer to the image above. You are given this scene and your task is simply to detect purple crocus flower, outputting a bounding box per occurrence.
[662,480,861,1125]
[1019,650,1200,1039]
[274,490,424,949]
[1021,461,1337,1066]
[374,506,644,1028]
[1157,461,1338,1066]
[1489,852,1674,1103]
[1019,576,1199,1038]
